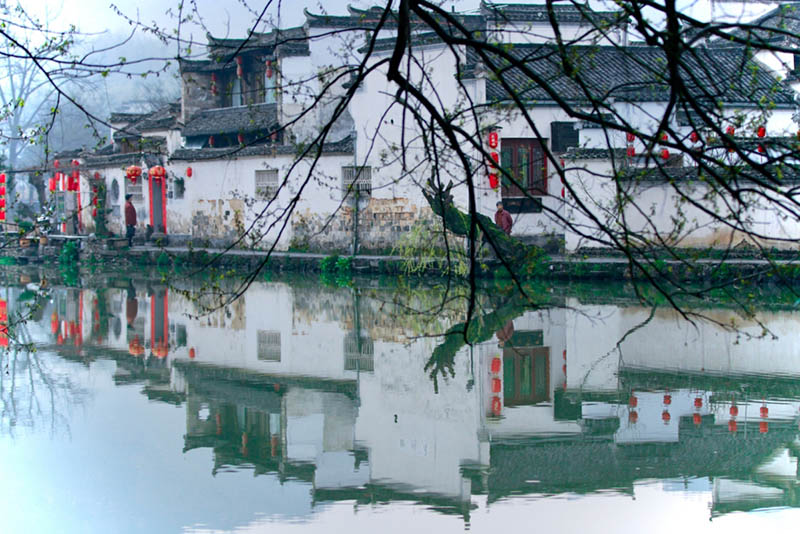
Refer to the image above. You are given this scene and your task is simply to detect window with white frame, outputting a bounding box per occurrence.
[341,166,372,196]
[126,180,144,203]
[255,169,279,200]
[257,330,281,361]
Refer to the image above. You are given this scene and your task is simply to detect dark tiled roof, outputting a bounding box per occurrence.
[83,151,165,169]
[136,103,181,131]
[618,163,800,183]
[178,58,235,73]
[169,135,354,161]
[183,103,278,137]
[709,3,800,47]
[109,112,147,124]
[480,1,623,25]
[206,26,310,60]
[485,44,795,106]
[305,6,483,31]
[562,147,628,159]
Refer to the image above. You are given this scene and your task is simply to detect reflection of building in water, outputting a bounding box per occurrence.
[34,280,800,519]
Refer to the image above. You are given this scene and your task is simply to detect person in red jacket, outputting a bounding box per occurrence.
[494,201,513,235]
[124,194,137,247]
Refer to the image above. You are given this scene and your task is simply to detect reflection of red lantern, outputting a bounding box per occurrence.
[693,413,702,426]
[628,395,638,408]
[757,125,766,138]
[629,411,638,424]
[760,421,769,434]
[626,146,635,157]
[490,357,501,374]
[694,397,703,409]
[488,131,499,148]
[730,405,739,417]
[491,396,502,415]
[489,174,499,189]
[728,420,738,433]
[626,132,635,142]
[662,410,670,423]
[491,378,502,393]
[186,167,192,178]
[663,394,672,405]
[92,208,97,217]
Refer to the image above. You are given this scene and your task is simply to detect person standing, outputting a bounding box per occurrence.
[495,201,513,235]
[124,194,137,247]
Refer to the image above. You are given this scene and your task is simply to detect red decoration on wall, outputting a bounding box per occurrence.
[488,131,499,148]
[491,378,502,393]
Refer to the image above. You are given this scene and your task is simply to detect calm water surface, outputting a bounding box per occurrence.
[1,269,800,533]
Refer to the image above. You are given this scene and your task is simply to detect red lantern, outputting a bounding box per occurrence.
[626,132,635,142]
[757,144,765,154]
[491,378,502,393]
[662,410,671,423]
[728,420,738,433]
[660,132,668,142]
[661,148,670,160]
[693,413,702,426]
[0,173,5,184]
[72,159,79,167]
[0,186,6,196]
[50,313,59,334]
[236,65,243,78]
[265,59,273,79]
[54,159,60,168]
[49,177,56,192]
[694,397,703,409]
[629,411,638,424]
[489,174,499,189]
[0,199,6,209]
[663,394,672,405]
[626,146,635,157]
[488,131,499,148]
[730,405,739,417]
[726,125,735,136]
[760,405,769,418]
[491,396,502,416]
[57,333,64,345]
[490,357,501,374]
[126,165,142,183]
[757,125,766,138]
[237,133,245,145]
[93,171,100,179]
[760,421,769,434]
[208,135,215,147]
[148,165,166,180]
[235,56,243,66]
[490,151,499,168]
[270,131,278,142]
[186,167,192,178]
[189,347,196,359]
[690,131,699,143]
[628,395,638,408]
[0,211,5,221]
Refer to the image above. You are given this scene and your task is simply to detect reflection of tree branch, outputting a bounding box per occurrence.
[424,288,544,392]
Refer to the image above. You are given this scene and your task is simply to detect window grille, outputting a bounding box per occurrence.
[126,181,143,203]
[255,169,279,200]
[342,166,372,195]
[257,330,281,361]
[344,331,374,372]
